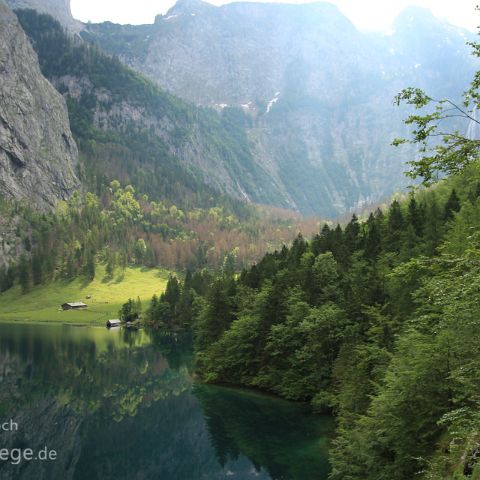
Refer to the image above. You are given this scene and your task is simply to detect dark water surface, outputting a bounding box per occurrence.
[0,323,332,480]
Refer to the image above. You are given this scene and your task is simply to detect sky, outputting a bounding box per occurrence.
[70,0,480,32]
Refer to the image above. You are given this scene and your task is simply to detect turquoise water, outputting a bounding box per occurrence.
[0,323,332,479]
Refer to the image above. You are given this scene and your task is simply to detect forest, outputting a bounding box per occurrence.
[0,182,317,294]
[186,170,480,479]
[136,50,480,479]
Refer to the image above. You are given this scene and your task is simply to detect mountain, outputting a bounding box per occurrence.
[4,0,81,31]
[1,0,476,218]
[0,0,79,209]
[0,7,319,280]
[83,1,477,216]
[14,9,292,210]
[0,0,79,268]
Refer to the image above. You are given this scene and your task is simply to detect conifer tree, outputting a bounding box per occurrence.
[31,253,43,285]
[344,214,361,254]
[18,256,31,294]
[444,188,461,220]
[423,195,442,256]
[84,250,95,281]
[311,252,341,304]
[163,276,181,315]
[407,196,424,237]
[194,279,235,351]
[0,266,14,293]
[385,200,404,252]
[364,213,381,260]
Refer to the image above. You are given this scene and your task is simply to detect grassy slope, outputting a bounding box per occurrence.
[0,264,169,325]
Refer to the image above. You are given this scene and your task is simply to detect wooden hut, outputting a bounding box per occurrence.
[61,302,87,311]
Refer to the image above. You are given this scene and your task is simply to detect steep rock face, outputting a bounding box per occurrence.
[0,0,79,211]
[149,1,359,106]
[84,1,477,216]
[4,0,81,31]
[50,74,280,204]
[15,8,291,212]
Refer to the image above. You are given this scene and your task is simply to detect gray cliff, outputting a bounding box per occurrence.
[4,0,81,31]
[0,0,79,211]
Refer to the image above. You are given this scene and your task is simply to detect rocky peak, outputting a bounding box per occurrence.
[4,0,82,31]
[166,0,214,16]
[0,0,79,211]
[393,6,441,32]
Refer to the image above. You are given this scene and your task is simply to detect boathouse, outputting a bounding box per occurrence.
[107,319,122,328]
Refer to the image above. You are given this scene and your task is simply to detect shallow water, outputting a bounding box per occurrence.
[0,323,332,480]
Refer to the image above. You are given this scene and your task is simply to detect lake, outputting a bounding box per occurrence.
[0,323,332,480]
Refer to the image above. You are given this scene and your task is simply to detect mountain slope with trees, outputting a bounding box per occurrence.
[154,33,480,479]
[181,160,480,480]
[15,8,287,210]
[0,7,320,298]
[83,0,477,216]
[4,0,477,217]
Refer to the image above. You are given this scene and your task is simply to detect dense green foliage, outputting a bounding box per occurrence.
[143,271,212,330]
[189,162,480,479]
[119,297,142,323]
[0,181,316,295]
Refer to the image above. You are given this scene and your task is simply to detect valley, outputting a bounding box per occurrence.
[0,0,479,479]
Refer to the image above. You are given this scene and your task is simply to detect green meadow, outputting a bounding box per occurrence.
[0,264,169,325]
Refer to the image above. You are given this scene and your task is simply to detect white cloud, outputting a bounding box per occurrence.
[70,0,480,32]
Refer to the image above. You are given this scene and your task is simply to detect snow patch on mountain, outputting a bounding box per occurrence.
[266,92,280,114]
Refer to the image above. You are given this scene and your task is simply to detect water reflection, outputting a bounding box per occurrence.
[0,323,331,479]
[196,385,331,480]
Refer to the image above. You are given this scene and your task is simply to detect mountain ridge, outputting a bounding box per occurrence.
[13,8,293,210]
[2,0,478,217]
[82,0,477,216]
[4,0,81,30]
